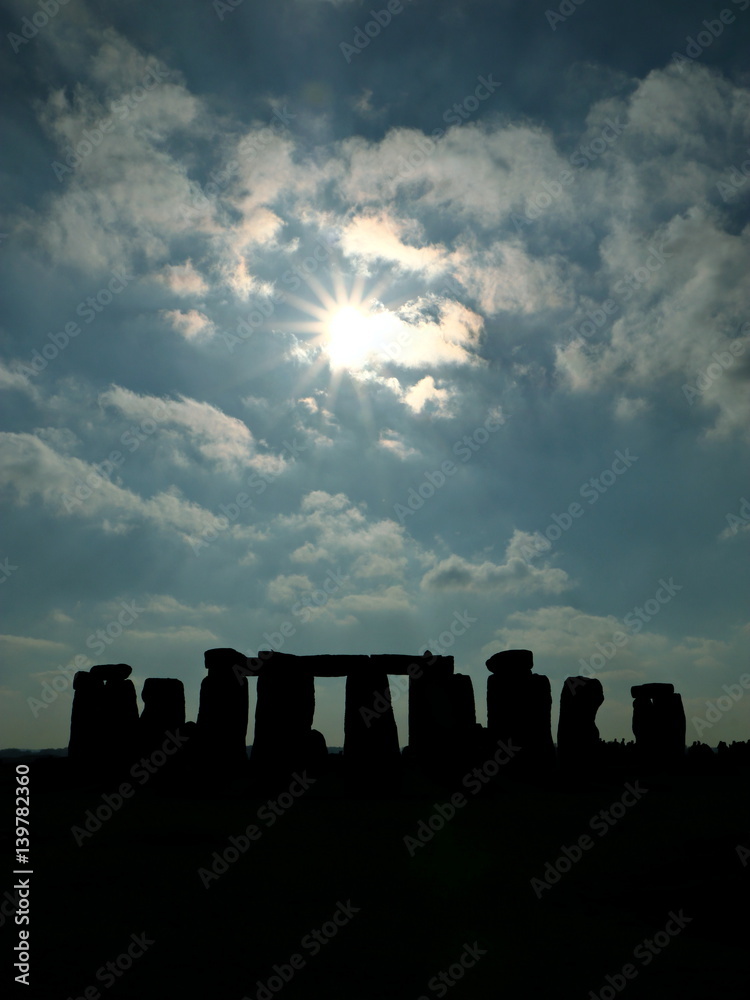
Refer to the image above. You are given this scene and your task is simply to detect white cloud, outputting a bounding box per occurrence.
[339,210,447,276]
[0,635,68,654]
[126,626,220,644]
[614,396,649,420]
[338,585,415,613]
[155,261,209,297]
[484,606,749,713]
[451,239,574,316]
[49,610,74,625]
[161,309,215,341]
[137,595,226,616]
[0,361,37,397]
[266,574,314,605]
[0,431,262,550]
[403,375,456,416]
[98,385,286,474]
[421,531,572,596]
[377,429,420,461]
[277,492,415,588]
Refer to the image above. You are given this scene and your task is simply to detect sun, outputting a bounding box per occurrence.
[325,304,379,369]
[283,270,399,374]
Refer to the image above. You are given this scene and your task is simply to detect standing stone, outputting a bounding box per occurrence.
[446,673,486,774]
[451,674,476,729]
[664,692,686,760]
[90,663,133,681]
[486,650,533,748]
[344,668,400,766]
[530,673,555,765]
[101,676,139,767]
[139,678,186,755]
[69,664,138,774]
[197,648,250,768]
[486,650,554,772]
[631,683,686,770]
[636,682,674,697]
[68,671,104,761]
[485,649,533,674]
[558,676,604,768]
[631,693,654,750]
[407,653,455,757]
[251,652,314,777]
[652,688,686,769]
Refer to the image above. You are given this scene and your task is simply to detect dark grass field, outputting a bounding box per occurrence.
[2,760,749,1000]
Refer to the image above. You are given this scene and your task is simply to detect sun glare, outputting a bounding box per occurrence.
[283,270,399,378]
[325,305,378,369]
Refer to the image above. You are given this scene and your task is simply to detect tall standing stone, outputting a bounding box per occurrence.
[344,668,400,766]
[251,652,315,777]
[139,678,186,756]
[197,648,250,768]
[558,676,604,769]
[631,683,685,770]
[407,653,455,758]
[446,672,485,773]
[486,650,554,772]
[528,673,555,768]
[451,674,477,728]
[486,650,532,747]
[68,671,104,761]
[663,691,686,763]
[69,664,138,774]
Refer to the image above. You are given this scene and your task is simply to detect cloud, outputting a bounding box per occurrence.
[49,611,74,625]
[402,375,456,416]
[126,626,219,643]
[155,261,209,297]
[421,532,572,595]
[283,491,411,573]
[266,574,314,605]
[377,429,420,461]
[483,606,750,722]
[161,309,216,341]
[0,431,262,550]
[3,10,750,751]
[0,362,37,397]
[137,595,226,617]
[30,35,209,273]
[451,239,574,316]
[339,210,448,276]
[614,396,649,420]
[484,605,652,663]
[543,64,750,435]
[98,385,286,474]
[333,122,563,226]
[351,89,386,122]
[338,585,415,613]
[0,635,68,654]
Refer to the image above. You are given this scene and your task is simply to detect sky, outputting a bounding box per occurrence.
[0,0,749,750]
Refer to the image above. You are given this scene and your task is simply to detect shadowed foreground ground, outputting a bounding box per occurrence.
[2,762,748,1000]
